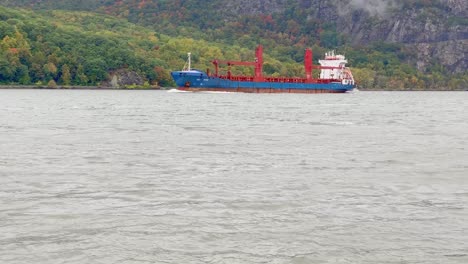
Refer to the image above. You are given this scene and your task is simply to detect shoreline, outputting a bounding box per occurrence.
[0,85,164,90]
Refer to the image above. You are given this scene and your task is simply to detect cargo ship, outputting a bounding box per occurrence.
[171,45,355,93]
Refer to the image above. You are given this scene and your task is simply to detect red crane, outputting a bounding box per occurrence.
[212,45,264,81]
[210,45,344,83]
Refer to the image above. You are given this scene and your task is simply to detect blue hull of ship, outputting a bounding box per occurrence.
[171,70,354,93]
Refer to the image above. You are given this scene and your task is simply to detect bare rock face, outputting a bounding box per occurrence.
[339,5,467,43]
[385,14,448,43]
[103,69,144,88]
[334,1,467,73]
[447,0,467,16]
[415,40,468,74]
[222,0,288,15]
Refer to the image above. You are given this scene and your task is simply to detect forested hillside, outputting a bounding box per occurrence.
[0,0,466,89]
[0,7,163,86]
[0,6,315,87]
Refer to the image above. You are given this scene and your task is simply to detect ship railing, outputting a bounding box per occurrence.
[217,75,343,84]
[264,77,306,83]
[218,75,255,81]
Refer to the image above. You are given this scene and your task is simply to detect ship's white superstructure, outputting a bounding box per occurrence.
[319,51,355,85]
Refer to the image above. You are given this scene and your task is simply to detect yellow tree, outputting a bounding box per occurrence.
[60,64,71,86]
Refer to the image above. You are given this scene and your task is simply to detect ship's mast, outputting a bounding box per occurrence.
[187,52,191,71]
[182,52,192,71]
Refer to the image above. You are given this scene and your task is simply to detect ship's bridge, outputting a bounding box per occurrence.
[318,51,349,80]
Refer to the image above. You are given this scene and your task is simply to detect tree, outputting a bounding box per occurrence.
[43,62,58,80]
[75,64,88,85]
[16,64,30,84]
[60,64,71,85]
[84,58,107,83]
[47,79,57,88]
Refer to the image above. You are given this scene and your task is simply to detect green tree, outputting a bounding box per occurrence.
[75,64,88,85]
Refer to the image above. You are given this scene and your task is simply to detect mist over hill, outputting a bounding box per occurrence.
[0,0,466,89]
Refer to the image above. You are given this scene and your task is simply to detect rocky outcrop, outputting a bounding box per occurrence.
[102,69,144,88]
[447,0,467,16]
[333,3,467,73]
[414,40,467,74]
[222,0,288,15]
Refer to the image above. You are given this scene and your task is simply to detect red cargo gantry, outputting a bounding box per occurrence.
[210,45,345,84]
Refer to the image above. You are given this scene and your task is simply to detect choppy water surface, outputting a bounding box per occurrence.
[0,90,467,264]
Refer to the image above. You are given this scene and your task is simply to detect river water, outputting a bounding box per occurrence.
[0,89,467,264]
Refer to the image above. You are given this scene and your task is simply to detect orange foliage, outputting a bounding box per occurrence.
[138,0,147,9]
[9,48,19,54]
